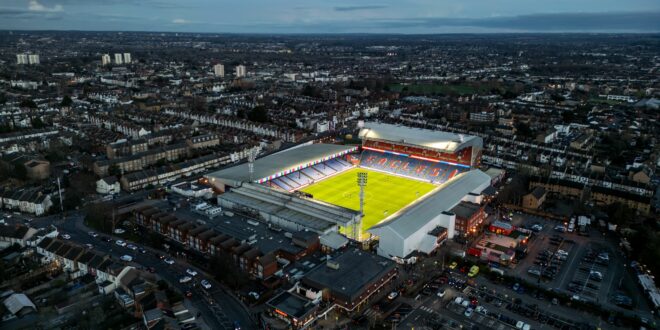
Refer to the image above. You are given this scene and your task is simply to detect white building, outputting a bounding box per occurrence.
[96,176,121,195]
[171,181,213,199]
[369,170,491,260]
[16,54,28,65]
[123,53,132,64]
[114,53,123,65]
[28,54,40,65]
[101,54,112,65]
[213,64,225,77]
[235,65,246,78]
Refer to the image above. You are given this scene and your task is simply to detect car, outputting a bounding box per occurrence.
[120,255,133,262]
[84,243,93,249]
[248,291,260,300]
[387,291,399,300]
[61,234,71,240]
[201,279,212,290]
[179,276,192,283]
[554,225,567,232]
[113,228,126,234]
[126,244,138,251]
[437,288,446,298]
[454,297,464,305]
[513,283,520,291]
[475,306,488,315]
[139,248,147,254]
[186,268,198,276]
[464,307,474,317]
[449,261,458,270]
[115,240,126,247]
[164,258,175,265]
[185,290,193,298]
[88,231,98,237]
[516,321,525,329]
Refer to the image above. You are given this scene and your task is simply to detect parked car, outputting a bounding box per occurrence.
[120,255,133,262]
[201,279,212,290]
[115,240,126,247]
[186,268,198,276]
[179,276,192,283]
[164,258,175,265]
[88,231,98,237]
[387,291,399,300]
[61,234,71,240]
[437,288,446,298]
[464,307,474,317]
[113,228,126,234]
[126,244,138,251]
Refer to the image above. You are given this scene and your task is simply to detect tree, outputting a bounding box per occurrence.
[19,99,37,109]
[247,106,269,123]
[514,122,533,138]
[13,162,27,180]
[84,202,114,232]
[60,95,72,107]
[108,164,121,177]
[31,117,46,129]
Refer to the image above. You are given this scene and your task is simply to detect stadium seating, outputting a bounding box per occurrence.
[359,150,468,184]
[262,156,356,191]
[301,167,324,180]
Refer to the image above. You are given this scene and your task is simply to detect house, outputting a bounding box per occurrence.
[0,189,53,215]
[523,187,547,209]
[97,176,121,195]
[24,159,50,180]
[3,293,37,317]
[0,224,38,248]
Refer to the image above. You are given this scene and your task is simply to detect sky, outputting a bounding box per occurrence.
[0,0,659,33]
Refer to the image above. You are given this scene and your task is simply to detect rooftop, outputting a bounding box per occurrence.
[206,143,357,186]
[359,122,482,153]
[302,249,395,304]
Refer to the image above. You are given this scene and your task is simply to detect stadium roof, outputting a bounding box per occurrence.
[206,143,357,187]
[359,122,482,153]
[369,170,490,239]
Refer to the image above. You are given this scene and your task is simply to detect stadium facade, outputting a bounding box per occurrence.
[205,122,491,260]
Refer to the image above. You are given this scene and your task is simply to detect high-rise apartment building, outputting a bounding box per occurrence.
[101,54,112,66]
[235,65,246,78]
[28,54,40,65]
[16,54,28,65]
[214,64,225,77]
[114,53,123,65]
[123,53,132,64]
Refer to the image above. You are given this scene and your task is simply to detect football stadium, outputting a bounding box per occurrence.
[207,122,491,260]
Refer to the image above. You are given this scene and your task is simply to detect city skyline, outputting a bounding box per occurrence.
[0,0,659,33]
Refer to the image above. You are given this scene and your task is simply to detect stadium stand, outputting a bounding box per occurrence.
[262,157,356,191]
[359,150,467,184]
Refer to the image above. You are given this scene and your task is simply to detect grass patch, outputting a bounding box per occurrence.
[301,168,435,239]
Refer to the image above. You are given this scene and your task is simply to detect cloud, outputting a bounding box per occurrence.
[364,11,660,32]
[334,5,388,12]
[172,18,188,24]
[28,0,63,12]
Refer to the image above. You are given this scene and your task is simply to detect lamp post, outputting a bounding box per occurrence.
[356,172,368,241]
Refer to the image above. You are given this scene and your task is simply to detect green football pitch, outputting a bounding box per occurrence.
[300,168,436,239]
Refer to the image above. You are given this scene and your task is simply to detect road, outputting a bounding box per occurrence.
[28,212,256,330]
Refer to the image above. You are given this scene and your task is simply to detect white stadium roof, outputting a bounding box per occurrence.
[359,122,482,153]
[206,143,357,187]
[369,169,491,239]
